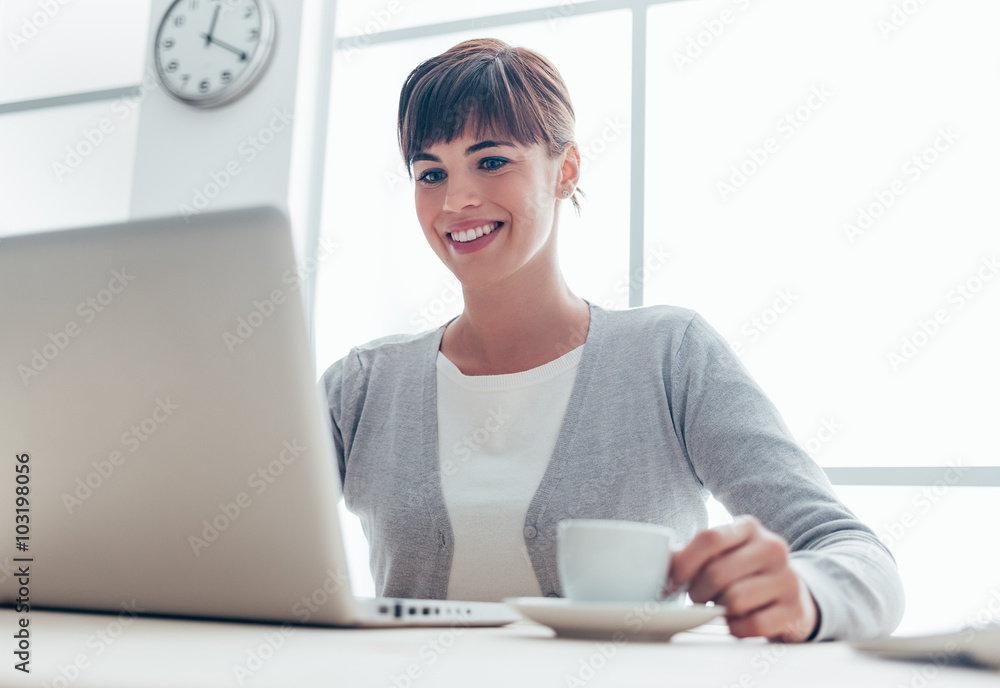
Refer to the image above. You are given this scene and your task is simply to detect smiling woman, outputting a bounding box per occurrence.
[397,37,585,213]
[397,38,591,376]
[319,37,905,643]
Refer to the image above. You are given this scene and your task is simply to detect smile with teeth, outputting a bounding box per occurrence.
[449,221,503,243]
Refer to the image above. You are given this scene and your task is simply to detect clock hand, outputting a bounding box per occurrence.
[199,33,248,61]
[204,4,221,48]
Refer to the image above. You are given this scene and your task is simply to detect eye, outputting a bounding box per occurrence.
[481,157,507,171]
[415,157,508,185]
[416,168,445,184]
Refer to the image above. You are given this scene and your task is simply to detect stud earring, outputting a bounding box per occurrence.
[562,190,570,197]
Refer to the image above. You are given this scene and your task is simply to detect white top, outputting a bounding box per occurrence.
[435,344,585,602]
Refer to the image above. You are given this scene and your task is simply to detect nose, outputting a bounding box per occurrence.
[441,173,482,213]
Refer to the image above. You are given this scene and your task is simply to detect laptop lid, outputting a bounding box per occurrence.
[0,206,361,625]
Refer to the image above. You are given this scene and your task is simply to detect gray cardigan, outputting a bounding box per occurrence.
[320,300,905,640]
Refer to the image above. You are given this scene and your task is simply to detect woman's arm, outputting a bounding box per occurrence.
[663,313,905,641]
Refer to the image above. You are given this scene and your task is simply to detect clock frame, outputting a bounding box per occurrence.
[153,0,276,108]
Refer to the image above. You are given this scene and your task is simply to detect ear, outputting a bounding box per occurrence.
[557,141,581,193]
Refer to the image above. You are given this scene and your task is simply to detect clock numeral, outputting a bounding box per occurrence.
[162,37,175,50]
[174,14,186,27]
[189,0,199,9]
[166,60,179,73]
[247,27,259,42]
[220,70,233,84]
[199,79,211,94]
[244,6,255,19]
[181,74,191,89]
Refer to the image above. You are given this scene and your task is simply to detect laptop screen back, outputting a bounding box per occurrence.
[0,206,356,624]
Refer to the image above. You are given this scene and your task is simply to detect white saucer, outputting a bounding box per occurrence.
[504,597,727,641]
[851,626,1000,669]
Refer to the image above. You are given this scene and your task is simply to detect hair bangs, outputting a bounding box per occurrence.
[400,52,552,174]
[397,38,583,214]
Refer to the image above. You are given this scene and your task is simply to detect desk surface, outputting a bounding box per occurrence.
[2,609,997,688]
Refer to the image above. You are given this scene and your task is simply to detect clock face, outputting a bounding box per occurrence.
[154,0,276,107]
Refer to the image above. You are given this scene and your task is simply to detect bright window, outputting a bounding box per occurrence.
[644,0,1000,471]
[0,0,151,235]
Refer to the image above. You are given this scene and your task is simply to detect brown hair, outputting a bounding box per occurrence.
[397,38,584,215]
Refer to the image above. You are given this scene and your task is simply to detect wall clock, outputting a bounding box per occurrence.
[154,0,276,107]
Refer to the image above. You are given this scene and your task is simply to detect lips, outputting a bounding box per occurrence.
[447,221,504,254]
[447,221,503,243]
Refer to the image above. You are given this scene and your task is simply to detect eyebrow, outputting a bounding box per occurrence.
[411,140,515,164]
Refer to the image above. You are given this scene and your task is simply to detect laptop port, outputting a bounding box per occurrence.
[378,605,389,615]
[422,607,430,615]
[394,603,403,618]
[409,606,417,615]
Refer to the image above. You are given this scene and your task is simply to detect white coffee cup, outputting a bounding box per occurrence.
[557,519,677,604]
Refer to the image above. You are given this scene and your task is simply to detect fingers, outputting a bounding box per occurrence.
[717,565,797,618]
[723,569,819,642]
[727,601,789,640]
[666,516,819,642]
[686,535,789,604]
[668,515,760,591]
[726,589,817,642]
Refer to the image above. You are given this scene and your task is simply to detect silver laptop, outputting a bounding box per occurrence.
[0,206,518,628]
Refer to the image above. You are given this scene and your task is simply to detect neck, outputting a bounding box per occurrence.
[447,234,590,372]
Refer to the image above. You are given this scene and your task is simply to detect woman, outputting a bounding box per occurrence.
[321,38,904,642]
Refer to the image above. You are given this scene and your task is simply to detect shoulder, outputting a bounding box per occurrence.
[594,302,720,351]
[319,326,442,399]
[348,328,438,358]
[590,302,739,382]
[598,302,696,330]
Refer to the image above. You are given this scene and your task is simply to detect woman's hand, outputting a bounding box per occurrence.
[665,515,820,642]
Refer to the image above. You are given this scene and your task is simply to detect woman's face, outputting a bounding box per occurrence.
[411,130,570,289]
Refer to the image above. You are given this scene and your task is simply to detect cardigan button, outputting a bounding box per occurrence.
[523,525,537,539]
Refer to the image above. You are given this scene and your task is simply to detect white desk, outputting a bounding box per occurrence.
[2,610,997,687]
